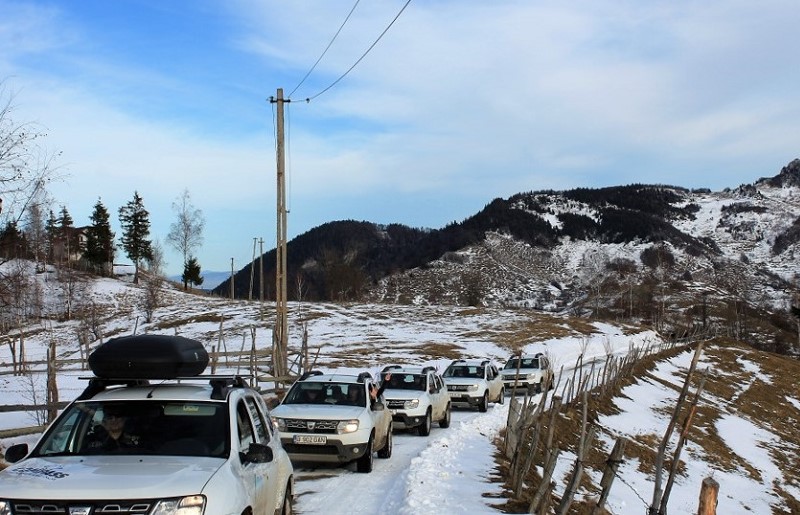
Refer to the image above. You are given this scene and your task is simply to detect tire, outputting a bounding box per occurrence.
[378,428,392,459]
[417,409,432,436]
[479,391,488,412]
[356,436,374,473]
[497,387,505,404]
[280,483,293,515]
[439,404,451,428]
[535,380,543,394]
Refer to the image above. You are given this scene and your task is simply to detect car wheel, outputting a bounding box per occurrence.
[439,404,451,428]
[479,391,488,412]
[356,436,374,473]
[497,387,505,404]
[280,483,293,515]
[378,428,392,458]
[418,409,432,436]
[535,380,543,394]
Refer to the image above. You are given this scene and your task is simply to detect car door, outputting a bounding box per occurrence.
[237,396,278,514]
[368,381,389,447]
[429,373,446,419]
[487,365,502,399]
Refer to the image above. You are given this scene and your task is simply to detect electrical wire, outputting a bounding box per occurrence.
[303,0,413,103]
[288,0,362,100]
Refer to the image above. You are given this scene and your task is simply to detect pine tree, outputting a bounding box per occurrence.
[58,205,77,261]
[45,210,58,263]
[84,198,115,275]
[182,256,204,290]
[118,191,153,284]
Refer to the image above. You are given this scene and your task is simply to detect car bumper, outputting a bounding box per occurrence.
[280,435,371,463]
[391,410,427,428]
[446,392,482,406]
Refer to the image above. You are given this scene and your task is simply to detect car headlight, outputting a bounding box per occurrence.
[404,399,420,409]
[152,495,205,515]
[337,419,359,434]
[273,417,287,432]
[0,500,11,515]
[467,384,479,391]
[526,373,538,380]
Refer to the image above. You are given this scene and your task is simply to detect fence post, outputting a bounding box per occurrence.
[697,477,719,515]
[591,437,628,515]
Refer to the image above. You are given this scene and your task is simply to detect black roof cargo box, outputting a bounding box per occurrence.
[89,334,209,379]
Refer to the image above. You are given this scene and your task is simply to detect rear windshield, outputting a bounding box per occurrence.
[31,400,230,458]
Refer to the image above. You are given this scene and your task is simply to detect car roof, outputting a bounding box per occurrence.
[76,383,229,403]
[382,365,438,375]
[449,359,493,366]
[299,373,368,384]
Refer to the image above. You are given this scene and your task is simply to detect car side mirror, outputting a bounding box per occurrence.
[5,443,29,463]
[242,442,273,464]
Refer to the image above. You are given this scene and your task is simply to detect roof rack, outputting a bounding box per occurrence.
[381,365,402,374]
[421,366,437,374]
[75,375,254,401]
[357,372,373,383]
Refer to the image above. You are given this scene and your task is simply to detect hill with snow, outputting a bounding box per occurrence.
[0,269,798,513]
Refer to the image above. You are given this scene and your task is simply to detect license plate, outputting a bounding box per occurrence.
[293,435,327,445]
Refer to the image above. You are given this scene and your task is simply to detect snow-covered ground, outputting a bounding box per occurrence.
[1,265,798,514]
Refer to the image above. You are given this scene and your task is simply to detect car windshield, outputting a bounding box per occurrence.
[504,358,540,370]
[443,365,484,379]
[283,382,365,407]
[31,400,229,458]
[383,373,426,391]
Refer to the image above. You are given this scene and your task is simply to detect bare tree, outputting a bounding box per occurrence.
[0,82,62,268]
[139,242,166,323]
[167,189,205,290]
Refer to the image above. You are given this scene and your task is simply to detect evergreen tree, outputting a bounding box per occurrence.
[182,256,204,290]
[0,221,26,259]
[118,191,153,284]
[45,210,58,262]
[58,205,78,260]
[84,198,115,275]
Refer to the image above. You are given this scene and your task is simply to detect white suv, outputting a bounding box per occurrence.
[380,365,451,436]
[442,359,505,412]
[0,334,294,515]
[271,370,393,473]
[501,353,554,394]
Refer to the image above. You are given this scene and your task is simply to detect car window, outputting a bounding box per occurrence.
[245,397,270,444]
[236,401,255,451]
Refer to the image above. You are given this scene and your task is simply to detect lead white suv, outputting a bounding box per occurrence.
[271,370,393,473]
[442,359,505,412]
[501,353,554,394]
[0,334,294,515]
[380,365,451,436]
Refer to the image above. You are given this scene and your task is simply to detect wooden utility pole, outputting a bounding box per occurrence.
[270,88,289,383]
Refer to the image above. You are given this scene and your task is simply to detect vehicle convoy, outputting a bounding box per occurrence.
[379,365,451,436]
[271,370,393,473]
[500,353,554,393]
[0,334,294,515]
[442,359,505,412]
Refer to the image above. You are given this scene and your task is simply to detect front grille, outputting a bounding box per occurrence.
[11,500,154,514]
[285,419,339,434]
[447,384,470,392]
[386,399,407,409]
[283,444,339,455]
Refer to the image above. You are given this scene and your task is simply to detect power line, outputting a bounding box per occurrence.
[288,0,362,99]
[302,0,413,103]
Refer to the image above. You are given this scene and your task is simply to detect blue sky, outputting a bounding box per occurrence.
[2,0,799,277]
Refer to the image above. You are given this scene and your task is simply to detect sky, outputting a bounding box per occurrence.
[1,0,799,276]
[2,265,797,513]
